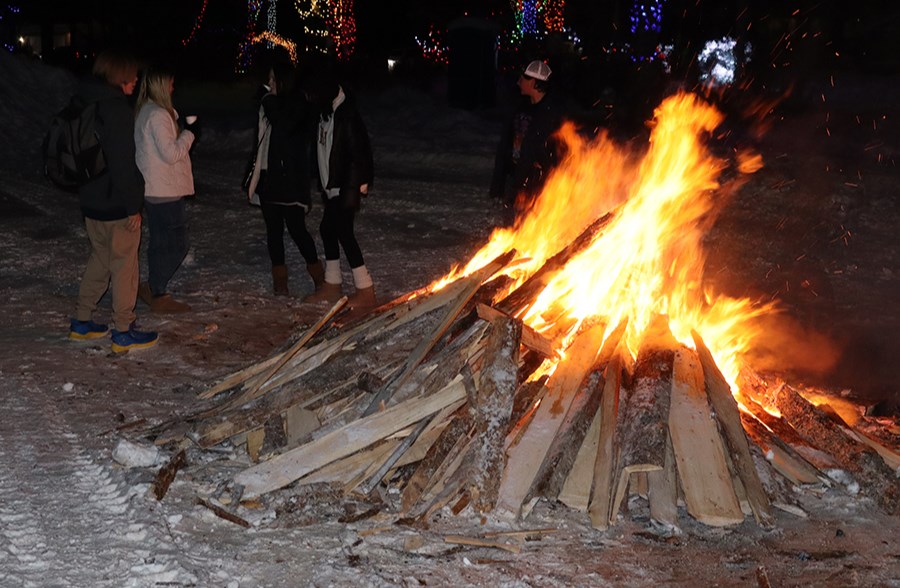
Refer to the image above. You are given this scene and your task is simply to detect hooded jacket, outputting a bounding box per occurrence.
[75,77,145,220]
[317,88,374,210]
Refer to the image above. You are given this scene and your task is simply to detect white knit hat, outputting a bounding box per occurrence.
[523,60,552,81]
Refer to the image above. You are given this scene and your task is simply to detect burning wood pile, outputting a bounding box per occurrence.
[147,93,899,530]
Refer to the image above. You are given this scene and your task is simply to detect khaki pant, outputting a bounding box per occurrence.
[75,217,140,332]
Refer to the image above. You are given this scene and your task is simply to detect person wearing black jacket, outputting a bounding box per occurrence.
[302,70,375,315]
[69,48,158,352]
[490,60,567,218]
[254,60,323,296]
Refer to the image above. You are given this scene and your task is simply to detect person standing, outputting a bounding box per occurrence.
[134,65,199,313]
[490,60,567,215]
[68,48,158,352]
[248,59,323,297]
[302,70,375,315]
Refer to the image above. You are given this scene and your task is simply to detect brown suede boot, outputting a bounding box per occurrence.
[302,281,342,303]
[347,285,376,311]
[272,265,289,296]
[149,294,191,313]
[306,260,325,290]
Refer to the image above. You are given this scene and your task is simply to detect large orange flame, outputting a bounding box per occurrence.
[435,92,774,390]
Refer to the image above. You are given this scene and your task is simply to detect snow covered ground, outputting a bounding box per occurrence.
[1,51,898,587]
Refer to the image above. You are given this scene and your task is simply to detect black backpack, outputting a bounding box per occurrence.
[42,95,107,191]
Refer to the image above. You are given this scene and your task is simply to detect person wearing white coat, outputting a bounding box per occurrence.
[134,66,199,313]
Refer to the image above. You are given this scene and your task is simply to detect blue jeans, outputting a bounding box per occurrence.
[145,199,188,296]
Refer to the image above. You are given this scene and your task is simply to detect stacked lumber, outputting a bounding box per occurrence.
[146,232,900,531]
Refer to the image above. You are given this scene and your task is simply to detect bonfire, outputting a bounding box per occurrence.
[147,92,899,534]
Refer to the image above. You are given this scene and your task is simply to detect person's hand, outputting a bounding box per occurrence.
[184,120,201,142]
[126,213,141,232]
[359,183,368,196]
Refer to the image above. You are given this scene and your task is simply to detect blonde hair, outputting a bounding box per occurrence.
[92,49,140,87]
[136,67,177,123]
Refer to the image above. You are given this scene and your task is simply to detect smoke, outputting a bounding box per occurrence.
[745,312,840,378]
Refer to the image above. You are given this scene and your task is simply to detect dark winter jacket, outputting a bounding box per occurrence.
[75,78,145,221]
[258,92,315,208]
[490,90,567,204]
[321,93,374,210]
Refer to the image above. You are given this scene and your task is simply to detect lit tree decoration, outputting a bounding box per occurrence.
[629,0,664,35]
[325,0,356,60]
[252,31,299,64]
[543,0,565,33]
[267,0,277,38]
[415,25,449,65]
[698,37,751,88]
[182,0,210,46]
[509,0,566,41]
[294,0,330,53]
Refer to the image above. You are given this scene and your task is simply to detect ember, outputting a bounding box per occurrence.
[150,92,899,531]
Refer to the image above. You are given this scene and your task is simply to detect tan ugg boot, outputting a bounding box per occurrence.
[272,265,289,296]
[302,281,342,303]
[306,260,325,290]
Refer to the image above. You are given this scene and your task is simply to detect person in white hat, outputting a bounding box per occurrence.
[490,59,567,218]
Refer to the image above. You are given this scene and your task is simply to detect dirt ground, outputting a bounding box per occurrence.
[0,54,898,586]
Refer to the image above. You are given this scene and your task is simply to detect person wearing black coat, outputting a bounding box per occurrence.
[255,61,323,296]
[490,60,567,219]
[301,71,376,315]
[69,48,158,352]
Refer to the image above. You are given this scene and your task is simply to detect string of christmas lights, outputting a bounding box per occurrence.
[181,0,209,46]
[415,25,448,65]
[325,0,357,60]
[629,0,664,34]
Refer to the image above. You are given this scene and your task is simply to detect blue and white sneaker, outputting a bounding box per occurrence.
[110,324,159,353]
[69,319,109,340]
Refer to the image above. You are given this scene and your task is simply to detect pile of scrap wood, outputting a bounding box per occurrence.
[146,235,900,530]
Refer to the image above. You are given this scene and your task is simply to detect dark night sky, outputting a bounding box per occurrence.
[10,0,899,79]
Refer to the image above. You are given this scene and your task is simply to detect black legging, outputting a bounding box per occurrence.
[260,202,319,266]
[320,195,364,268]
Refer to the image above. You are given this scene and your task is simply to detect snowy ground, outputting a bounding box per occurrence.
[1,52,898,587]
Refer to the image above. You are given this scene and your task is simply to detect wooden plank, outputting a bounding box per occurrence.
[691,330,774,527]
[246,427,265,462]
[557,398,603,511]
[647,434,678,526]
[739,412,823,485]
[842,427,900,470]
[529,322,626,504]
[151,449,186,501]
[233,375,468,498]
[774,385,900,516]
[238,297,348,404]
[537,367,605,506]
[400,405,472,512]
[588,356,623,529]
[357,418,431,495]
[494,323,607,519]
[284,405,320,447]
[669,347,743,526]
[363,255,510,416]
[296,440,397,487]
